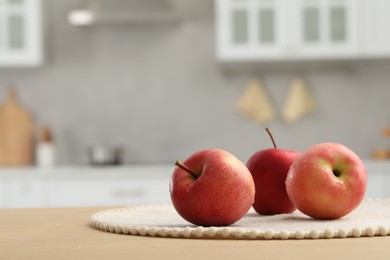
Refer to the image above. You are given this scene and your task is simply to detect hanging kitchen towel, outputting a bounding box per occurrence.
[236,80,275,124]
[281,78,315,124]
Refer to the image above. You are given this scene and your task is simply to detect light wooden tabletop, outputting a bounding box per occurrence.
[0,206,389,259]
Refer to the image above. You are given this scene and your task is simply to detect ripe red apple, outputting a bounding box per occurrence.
[246,128,300,215]
[286,143,367,220]
[169,149,255,226]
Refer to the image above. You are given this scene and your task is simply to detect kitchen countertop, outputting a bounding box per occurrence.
[1,206,389,259]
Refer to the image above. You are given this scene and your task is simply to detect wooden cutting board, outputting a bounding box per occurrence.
[0,87,35,166]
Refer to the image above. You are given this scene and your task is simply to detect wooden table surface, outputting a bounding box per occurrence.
[1,206,389,259]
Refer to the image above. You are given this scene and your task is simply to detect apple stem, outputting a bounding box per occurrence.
[265,128,277,149]
[175,160,199,179]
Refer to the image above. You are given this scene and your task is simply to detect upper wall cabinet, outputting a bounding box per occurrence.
[215,0,390,62]
[358,0,390,58]
[0,0,42,67]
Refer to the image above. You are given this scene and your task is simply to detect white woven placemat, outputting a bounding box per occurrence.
[90,199,390,240]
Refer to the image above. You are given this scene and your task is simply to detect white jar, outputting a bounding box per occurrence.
[36,142,56,168]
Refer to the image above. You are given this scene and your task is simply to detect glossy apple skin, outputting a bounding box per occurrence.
[169,149,255,226]
[246,148,300,215]
[286,143,367,220]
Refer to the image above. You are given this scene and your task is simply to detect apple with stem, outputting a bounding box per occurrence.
[246,128,300,215]
[169,149,255,226]
[286,143,367,220]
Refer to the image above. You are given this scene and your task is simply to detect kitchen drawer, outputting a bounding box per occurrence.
[47,179,170,207]
[1,181,48,208]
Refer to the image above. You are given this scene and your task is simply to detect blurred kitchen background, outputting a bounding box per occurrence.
[1,0,390,208]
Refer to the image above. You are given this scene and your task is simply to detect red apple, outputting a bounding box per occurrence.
[286,143,367,220]
[169,149,255,226]
[246,128,300,215]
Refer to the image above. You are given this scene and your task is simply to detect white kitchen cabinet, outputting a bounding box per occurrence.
[216,0,284,61]
[0,182,4,207]
[292,0,357,59]
[0,165,172,208]
[215,0,389,62]
[47,179,170,207]
[0,162,389,208]
[0,0,42,66]
[358,0,390,57]
[363,161,390,199]
[2,180,46,208]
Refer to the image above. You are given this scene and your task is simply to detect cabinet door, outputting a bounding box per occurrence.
[216,0,362,61]
[0,182,4,207]
[216,0,283,61]
[291,0,357,58]
[365,174,386,199]
[357,0,390,57]
[0,0,42,66]
[2,180,47,208]
[47,179,170,207]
